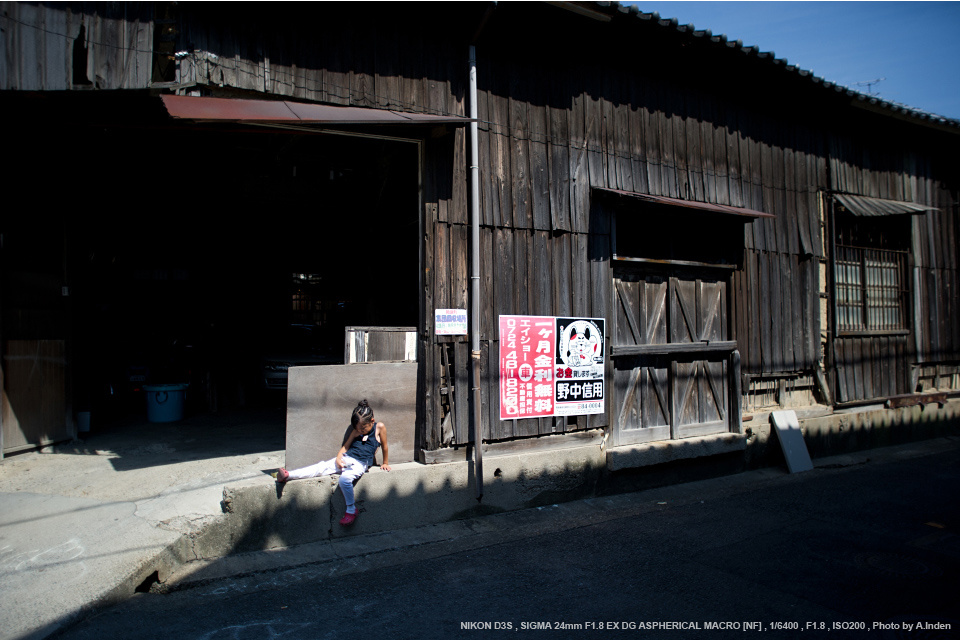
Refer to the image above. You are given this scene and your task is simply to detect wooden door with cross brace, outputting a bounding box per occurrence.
[612,267,732,446]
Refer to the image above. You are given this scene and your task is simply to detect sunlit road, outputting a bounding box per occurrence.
[58,442,960,639]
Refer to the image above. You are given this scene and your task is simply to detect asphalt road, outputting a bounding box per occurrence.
[54,444,960,640]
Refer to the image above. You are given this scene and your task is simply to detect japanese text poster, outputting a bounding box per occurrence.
[499,315,605,420]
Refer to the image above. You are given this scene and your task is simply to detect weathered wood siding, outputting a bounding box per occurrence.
[2,340,68,453]
[0,1,153,90]
[829,129,959,400]
[5,3,957,436]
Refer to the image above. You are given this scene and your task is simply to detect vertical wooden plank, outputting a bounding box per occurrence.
[481,225,495,342]
[851,338,864,401]
[553,233,573,317]
[508,62,531,229]
[685,90,705,202]
[434,222,451,310]
[712,98,731,207]
[833,341,847,403]
[627,78,649,196]
[452,127,469,226]
[601,75,619,189]
[897,336,908,394]
[660,82,679,198]
[758,251,771,372]
[529,92,551,231]
[584,73,604,193]
[533,230,553,315]
[872,336,883,400]
[569,71,590,233]
[725,103,744,209]
[453,341,470,444]
[452,223,469,312]
[748,250,762,372]
[547,72,571,232]
[481,340,496,441]
[880,336,893,397]
[493,227,515,324]
[860,336,874,400]
[700,93,717,204]
[644,82,663,197]
[572,232,591,317]
[788,253,801,371]
[491,76,514,228]
[475,62,499,226]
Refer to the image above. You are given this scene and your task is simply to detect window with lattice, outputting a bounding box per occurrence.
[833,213,910,333]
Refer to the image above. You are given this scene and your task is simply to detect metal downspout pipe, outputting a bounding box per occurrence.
[468,45,484,501]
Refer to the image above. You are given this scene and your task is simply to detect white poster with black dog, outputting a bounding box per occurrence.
[498,315,605,420]
[553,317,605,417]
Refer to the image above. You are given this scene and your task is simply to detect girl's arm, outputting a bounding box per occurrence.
[378,422,391,471]
[336,428,359,468]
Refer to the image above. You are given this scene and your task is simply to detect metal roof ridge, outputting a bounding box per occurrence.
[594,1,959,129]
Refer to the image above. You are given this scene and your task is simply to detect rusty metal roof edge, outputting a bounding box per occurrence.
[160,95,475,125]
[595,187,775,219]
[832,192,939,217]
[591,1,960,131]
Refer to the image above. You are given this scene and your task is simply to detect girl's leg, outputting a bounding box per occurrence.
[337,458,368,514]
[287,457,339,480]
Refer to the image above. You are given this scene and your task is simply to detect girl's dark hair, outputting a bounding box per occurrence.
[351,399,374,428]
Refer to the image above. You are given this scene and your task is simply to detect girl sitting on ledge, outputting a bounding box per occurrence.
[276,398,390,525]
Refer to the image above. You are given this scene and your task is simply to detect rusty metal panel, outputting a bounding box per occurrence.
[834,193,936,217]
[596,187,775,219]
[160,95,475,125]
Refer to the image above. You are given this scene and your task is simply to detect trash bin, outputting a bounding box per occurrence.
[144,383,189,423]
[77,411,91,433]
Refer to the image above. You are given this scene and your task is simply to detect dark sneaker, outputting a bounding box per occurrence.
[276,468,290,483]
[339,512,357,526]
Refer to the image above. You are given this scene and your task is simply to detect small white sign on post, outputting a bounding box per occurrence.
[435,309,468,336]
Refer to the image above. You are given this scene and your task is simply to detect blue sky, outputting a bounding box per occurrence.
[623,2,960,120]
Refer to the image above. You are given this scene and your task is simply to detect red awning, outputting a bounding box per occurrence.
[596,188,774,219]
[161,95,475,125]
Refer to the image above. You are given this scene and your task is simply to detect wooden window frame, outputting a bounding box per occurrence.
[829,203,913,338]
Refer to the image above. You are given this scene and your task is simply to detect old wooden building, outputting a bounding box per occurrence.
[2,2,958,469]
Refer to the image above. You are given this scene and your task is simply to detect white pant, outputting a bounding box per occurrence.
[287,455,368,509]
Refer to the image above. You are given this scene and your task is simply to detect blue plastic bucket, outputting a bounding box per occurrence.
[144,383,188,422]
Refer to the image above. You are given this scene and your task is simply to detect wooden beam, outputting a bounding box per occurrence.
[611,341,737,357]
[421,429,604,464]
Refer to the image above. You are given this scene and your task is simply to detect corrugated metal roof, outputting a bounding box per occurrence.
[597,188,775,218]
[833,193,938,217]
[579,2,960,132]
[160,95,475,125]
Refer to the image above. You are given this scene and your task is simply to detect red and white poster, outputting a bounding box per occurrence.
[499,315,605,420]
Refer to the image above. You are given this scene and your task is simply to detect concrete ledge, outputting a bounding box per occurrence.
[606,433,747,472]
[743,398,960,468]
[193,444,606,557]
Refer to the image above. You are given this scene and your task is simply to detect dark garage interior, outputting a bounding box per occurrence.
[2,92,421,428]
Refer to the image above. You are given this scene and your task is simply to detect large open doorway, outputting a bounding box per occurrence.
[3,94,422,435]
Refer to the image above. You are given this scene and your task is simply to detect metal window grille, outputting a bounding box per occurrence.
[835,245,908,332]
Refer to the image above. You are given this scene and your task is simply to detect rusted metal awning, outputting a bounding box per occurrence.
[596,188,774,219]
[833,193,937,217]
[160,95,475,125]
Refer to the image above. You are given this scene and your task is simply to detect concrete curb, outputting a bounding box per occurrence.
[190,444,607,558]
[161,435,960,595]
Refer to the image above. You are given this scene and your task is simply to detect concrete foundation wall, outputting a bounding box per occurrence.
[743,399,960,468]
[195,443,607,557]
[196,399,960,560]
[284,363,418,470]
